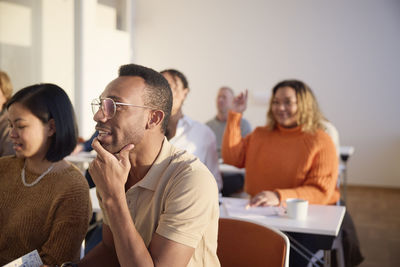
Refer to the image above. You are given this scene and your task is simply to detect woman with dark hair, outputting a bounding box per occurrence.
[0,84,91,266]
[222,79,339,206]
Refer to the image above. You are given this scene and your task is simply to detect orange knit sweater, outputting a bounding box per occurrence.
[0,156,92,266]
[222,111,339,205]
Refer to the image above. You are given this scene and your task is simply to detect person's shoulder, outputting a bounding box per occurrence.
[170,147,206,172]
[315,128,333,141]
[205,117,217,126]
[55,164,89,191]
[0,154,16,161]
[188,116,216,138]
[320,120,339,140]
[0,155,18,167]
[308,129,336,151]
[240,117,251,125]
[169,148,217,187]
[320,120,338,132]
[205,118,221,132]
[188,116,208,129]
[251,125,270,135]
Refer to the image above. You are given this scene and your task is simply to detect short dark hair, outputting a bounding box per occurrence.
[160,69,189,90]
[119,64,172,133]
[7,83,78,161]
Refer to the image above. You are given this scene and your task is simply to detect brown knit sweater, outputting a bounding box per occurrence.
[0,156,92,266]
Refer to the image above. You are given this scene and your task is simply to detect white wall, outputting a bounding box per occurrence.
[0,0,131,139]
[41,0,75,99]
[133,0,400,187]
[75,0,131,138]
[0,0,39,90]
[0,0,75,108]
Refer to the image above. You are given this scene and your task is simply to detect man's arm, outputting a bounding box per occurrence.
[79,224,120,267]
[104,195,194,267]
[79,218,194,267]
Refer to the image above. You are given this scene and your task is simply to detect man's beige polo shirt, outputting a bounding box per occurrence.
[99,138,220,266]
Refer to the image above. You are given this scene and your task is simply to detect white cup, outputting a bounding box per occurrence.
[286,198,309,220]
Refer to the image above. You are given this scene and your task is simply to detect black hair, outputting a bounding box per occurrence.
[160,69,189,90]
[272,79,308,96]
[119,64,172,133]
[7,83,78,161]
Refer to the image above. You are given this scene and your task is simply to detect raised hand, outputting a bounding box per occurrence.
[232,89,248,114]
[89,138,134,203]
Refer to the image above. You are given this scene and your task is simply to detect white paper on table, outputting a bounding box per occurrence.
[222,197,284,217]
[3,249,43,267]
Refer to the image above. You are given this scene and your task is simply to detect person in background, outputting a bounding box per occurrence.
[0,70,14,156]
[0,83,91,266]
[222,79,363,266]
[222,79,339,206]
[76,64,219,267]
[206,86,252,157]
[161,69,222,191]
[206,86,251,196]
[321,118,340,156]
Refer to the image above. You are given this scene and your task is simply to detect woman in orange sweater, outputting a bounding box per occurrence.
[222,79,339,206]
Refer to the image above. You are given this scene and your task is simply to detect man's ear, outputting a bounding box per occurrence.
[183,88,189,100]
[147,110,165,129]
[47,118,56,137]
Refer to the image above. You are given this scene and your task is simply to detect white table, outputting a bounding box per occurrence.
[220,197,345,236]
[65,151,96,173]
[219,163,245,174]
[220,197,346,266]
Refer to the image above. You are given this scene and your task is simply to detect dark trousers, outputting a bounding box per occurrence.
[221,172,244,197]
[85,223,103,254]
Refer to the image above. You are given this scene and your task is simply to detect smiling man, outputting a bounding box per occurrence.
[73,64,220,267]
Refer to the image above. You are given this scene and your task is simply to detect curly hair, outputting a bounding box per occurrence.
[266,79,323,133]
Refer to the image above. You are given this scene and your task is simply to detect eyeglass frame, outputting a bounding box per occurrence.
[271,99,298,108]
[91,98,154,119]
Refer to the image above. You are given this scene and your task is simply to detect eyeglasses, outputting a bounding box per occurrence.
[271,100,297,108]
[91,98,153,119]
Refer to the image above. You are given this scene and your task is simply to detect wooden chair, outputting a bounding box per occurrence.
[217,217,290,267]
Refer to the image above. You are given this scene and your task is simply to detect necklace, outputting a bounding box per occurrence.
[21,161,55,187]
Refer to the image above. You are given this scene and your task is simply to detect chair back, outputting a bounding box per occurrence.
[217,217,289,267]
